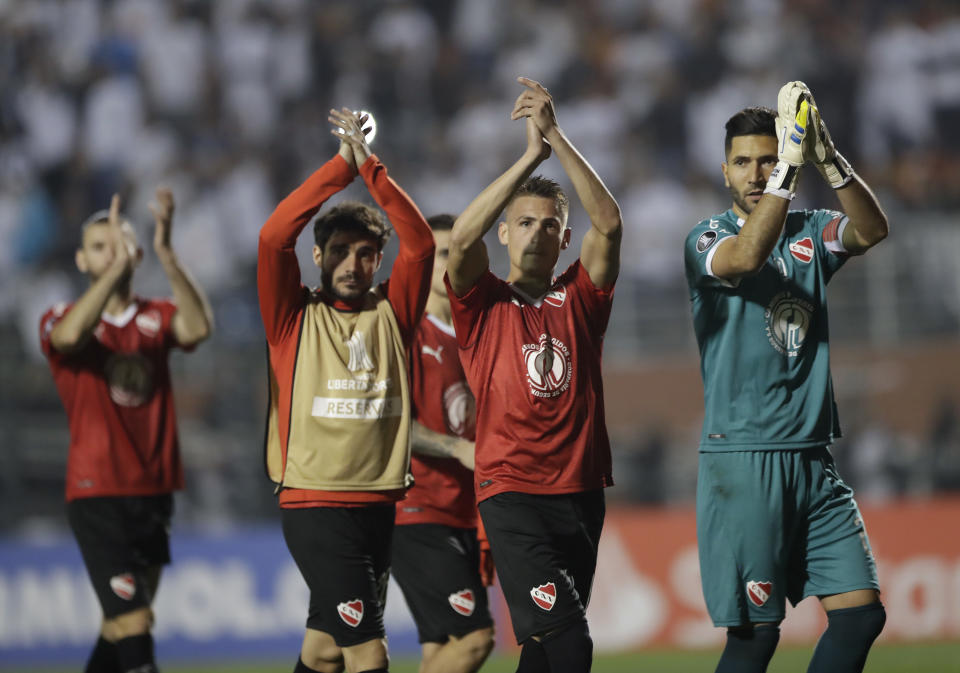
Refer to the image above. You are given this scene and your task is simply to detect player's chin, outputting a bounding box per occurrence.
[332,283,369,301]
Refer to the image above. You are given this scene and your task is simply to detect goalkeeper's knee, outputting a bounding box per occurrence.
[807,602,886,673]
[715,624,780,673]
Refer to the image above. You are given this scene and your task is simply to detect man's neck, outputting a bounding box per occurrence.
[425,291,452,325]
[507,272,553,299]
[103,287,134,317]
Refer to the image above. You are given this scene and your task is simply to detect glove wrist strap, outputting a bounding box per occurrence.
[818,151,854,189]
[763,160,800,200]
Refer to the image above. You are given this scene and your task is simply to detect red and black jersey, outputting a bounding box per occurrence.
[40,298,186,502]
[446,261,615,503]
[397,314,477,528]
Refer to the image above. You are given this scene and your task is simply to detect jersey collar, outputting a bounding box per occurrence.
[100,301,138,327]
[425,313,456,337]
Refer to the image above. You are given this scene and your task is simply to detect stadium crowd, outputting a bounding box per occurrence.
[1,0,959,530]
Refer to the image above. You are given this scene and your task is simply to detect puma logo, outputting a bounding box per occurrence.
[422,344,443,363]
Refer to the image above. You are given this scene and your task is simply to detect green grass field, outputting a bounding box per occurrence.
[11,642,960,673]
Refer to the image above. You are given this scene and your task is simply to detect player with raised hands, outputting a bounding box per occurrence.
[258,107,434,673]
[445,77,621,673]
[683,82,889,673]
[40,189,213,673]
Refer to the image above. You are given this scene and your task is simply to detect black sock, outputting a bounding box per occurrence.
[114,633,158,673]
[715,624,780,673]
[540,620,593,673]
[807,602,886,673]
[85,636,120,673]
[293,657,321,673]
[516,637,551,673]
[356,669,388,673]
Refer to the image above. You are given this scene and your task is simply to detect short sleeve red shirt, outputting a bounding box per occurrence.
[396,314,477,528]
[446,261,615,503]
[40,298,185,502]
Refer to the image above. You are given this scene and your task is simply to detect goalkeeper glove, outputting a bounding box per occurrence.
[765,82,810,200]
[807,101,854,188]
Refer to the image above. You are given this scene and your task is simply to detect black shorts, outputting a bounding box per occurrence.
[392,523,493,643]
[478,490,605,644]
[66,494,173,619]
[282,505,394,647]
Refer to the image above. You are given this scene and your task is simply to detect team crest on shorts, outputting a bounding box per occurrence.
[110,573,136,600]
[337,599,364,627]
[448,589,476,616]
[746,580,773,607]
[530,582,556,611]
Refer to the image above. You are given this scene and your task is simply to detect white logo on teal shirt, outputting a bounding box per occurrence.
[764,292,814,356]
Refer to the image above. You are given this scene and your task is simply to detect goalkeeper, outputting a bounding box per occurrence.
[683,82,889,673]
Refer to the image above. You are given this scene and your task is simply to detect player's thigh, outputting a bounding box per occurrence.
[392,524,493,644]
[697,452,794,627]
[561,489,605,611]
[478,492,587,643]
[282,505,394,647]
[67,495,171,619]
[797,448,880,603]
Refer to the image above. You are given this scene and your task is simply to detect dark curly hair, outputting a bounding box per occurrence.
[506,175,569,222]
[313,201,391,252]
[724,106,776,157]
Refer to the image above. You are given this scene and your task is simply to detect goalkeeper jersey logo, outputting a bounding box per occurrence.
[764,292,814,357]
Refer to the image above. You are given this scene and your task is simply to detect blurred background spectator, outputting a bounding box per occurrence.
[1,0,958,533]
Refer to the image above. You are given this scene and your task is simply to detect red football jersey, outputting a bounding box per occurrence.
[396,314,477,528]
[446,261,615,503]
[40,298,186,502]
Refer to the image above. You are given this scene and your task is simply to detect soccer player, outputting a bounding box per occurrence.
[258,108,434,673]
[445,77,622,673]
[391,213,496,673]
[683,82,889,673]
[40,189,213,673]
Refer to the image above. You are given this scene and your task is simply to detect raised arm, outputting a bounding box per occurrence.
[50,195,137,354]
[150,187,213,348]
[257,129,357,344]
[803,88,888,254]
[447,117,551,296]
[711,85,810,282]
[513,77,622,288]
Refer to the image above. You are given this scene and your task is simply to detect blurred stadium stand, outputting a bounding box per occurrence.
[1,0,959,535]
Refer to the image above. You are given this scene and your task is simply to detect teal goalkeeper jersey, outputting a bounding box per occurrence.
[684,207,850,452]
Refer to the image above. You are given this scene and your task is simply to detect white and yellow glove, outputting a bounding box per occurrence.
[802,86,855,189]
[765,81,810,200]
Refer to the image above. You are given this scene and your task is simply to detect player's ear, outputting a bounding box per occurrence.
[312,244,323,268]
[721,162,730,188]
[75,248,88,273]
[560,226,571,250]
[497,220,509,245]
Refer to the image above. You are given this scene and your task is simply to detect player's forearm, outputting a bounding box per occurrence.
[722,196,789,276]
[359,155,434,261]
[158,250,214,346]
[544,127,622,237]
[452,149,544,252]
[411,421,475,469]
[835,175,888,254]
[49,267,126,353]
[260,154,355,250]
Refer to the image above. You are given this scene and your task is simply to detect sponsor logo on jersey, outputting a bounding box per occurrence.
[522,334,572,398]
[337,599,364,627]
[764,292,814,357]
[135,309,162,337]
[422,344,444,363]
[104,353,155,407]
[443,381,476,437]
[544,287,567,308]
[448,589,476,616]
[789,236,814,263]
[696,230,718,253]
[530,582,556,611]
[746,580,773,607]
[110,573,136,600]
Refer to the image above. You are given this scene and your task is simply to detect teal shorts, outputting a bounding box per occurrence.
[696,446,879,627]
